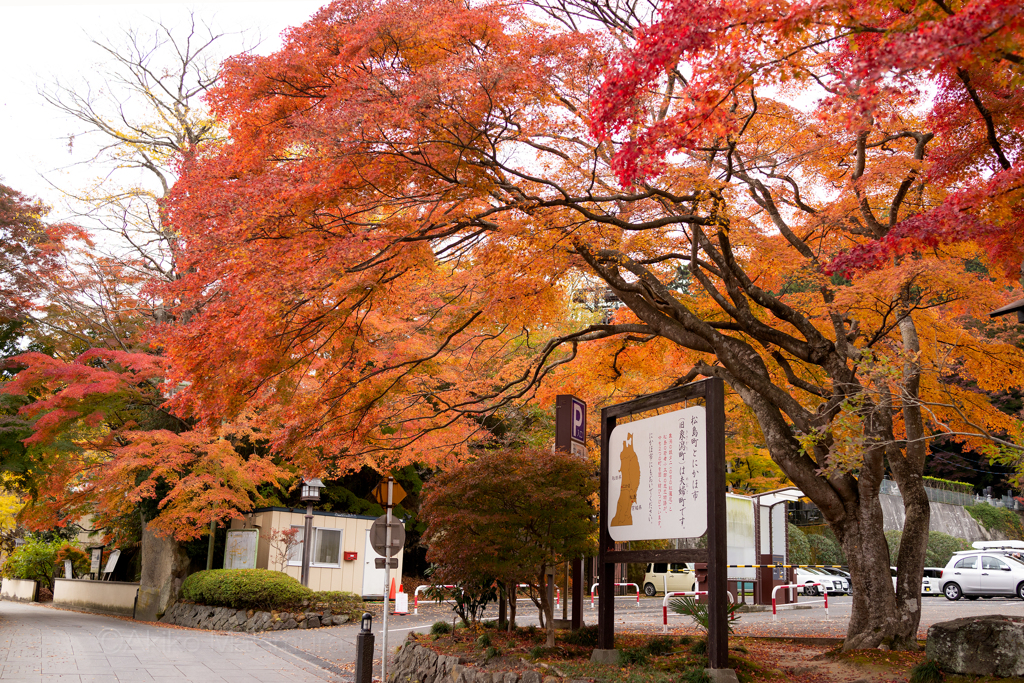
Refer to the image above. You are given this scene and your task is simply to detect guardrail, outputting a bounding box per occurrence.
[591,582,640,608]
[414,583,563,615]
[661,590,735,633]
[413,584,459,615]
[771,582,828,621]
[515,584,560,609]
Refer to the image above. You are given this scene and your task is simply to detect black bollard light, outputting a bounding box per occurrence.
[355,612,374,683]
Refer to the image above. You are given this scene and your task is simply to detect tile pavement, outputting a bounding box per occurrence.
[0,601,345,683]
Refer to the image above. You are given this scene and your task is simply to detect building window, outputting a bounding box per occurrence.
[314,528,342,567]
[287,525,342,568]
[287,526,304,565]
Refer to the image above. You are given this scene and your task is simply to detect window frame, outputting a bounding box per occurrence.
[285,525,343,569]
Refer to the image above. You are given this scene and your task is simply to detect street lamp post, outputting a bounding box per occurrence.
[300,478,324,588]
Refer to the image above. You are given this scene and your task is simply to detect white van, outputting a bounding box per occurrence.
[642,562,696,596]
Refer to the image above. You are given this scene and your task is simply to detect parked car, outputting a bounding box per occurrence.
[642,562,696,596]
[921,567,944,595]
[795,567,847,595]
[819,567,853,593]
[940,551,1024,601]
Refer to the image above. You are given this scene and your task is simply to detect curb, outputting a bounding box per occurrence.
[256,637,352,681]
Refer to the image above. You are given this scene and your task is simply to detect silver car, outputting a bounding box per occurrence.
[940,551,1024,600]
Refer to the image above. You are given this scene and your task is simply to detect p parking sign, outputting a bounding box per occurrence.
[556,395,587,455]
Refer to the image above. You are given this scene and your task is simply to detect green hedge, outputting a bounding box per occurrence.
[181,569,314,610]
[921,476,973,495]
[787,524,811,566]
[180,569,363,615]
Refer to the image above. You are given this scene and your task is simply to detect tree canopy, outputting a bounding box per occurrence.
[420,446,597,644]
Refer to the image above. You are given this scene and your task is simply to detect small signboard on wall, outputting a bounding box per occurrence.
[607,405,707,541]
[224,529,259,569]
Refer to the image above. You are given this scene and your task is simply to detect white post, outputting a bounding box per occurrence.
[382,476,394,683]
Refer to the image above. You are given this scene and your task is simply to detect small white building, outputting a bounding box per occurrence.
[229,507,402,598]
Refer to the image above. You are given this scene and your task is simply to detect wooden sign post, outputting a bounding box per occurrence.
[595,378,727,669]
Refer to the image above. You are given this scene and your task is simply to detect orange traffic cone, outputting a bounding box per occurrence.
[389,577,397,600]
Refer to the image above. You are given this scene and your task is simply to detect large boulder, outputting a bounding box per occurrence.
[927,615,1024,677]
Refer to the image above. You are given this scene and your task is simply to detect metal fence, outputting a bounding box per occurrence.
[881,478,1021,511]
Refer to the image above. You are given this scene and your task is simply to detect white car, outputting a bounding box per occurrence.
[795,567,848,595]
[921,567,943,595]
[940,551,1024,600]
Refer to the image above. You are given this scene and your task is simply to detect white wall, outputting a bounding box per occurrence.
[1,577,38,602]
[232,508,400,596]
[52,579,138,616]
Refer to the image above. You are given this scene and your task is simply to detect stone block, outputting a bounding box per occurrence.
[704,668,740,683]
[307,615,321,629]
[589,649,620,665]
[927,615,1024,677]
[520,670,541,683]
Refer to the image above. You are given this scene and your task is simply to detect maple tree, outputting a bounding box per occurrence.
[0,19,286,548]
[157,0,1024,651]
[420,446,597,644]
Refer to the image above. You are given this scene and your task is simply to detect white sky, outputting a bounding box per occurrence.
[0,0,324,216]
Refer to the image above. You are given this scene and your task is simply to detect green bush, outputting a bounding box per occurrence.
[645,636,677,656]
[807,533,844,565]
[680,668,711,683]
[909,660,943,683]
[180,569,315,610]
[787,524,811,566]
[619,646,649,666]
[1,537,62,590]
[431,621,453,635]
[887,530,974,568]
[921,476,973,495]
[562,625,599,647]
[311,590,364,619]
[925,532,972,567]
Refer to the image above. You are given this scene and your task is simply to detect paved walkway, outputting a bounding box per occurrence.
[0,601,344,683]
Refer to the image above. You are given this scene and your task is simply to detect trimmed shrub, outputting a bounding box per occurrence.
[925,532,971,567]
[311,590,364,619]
[807,533,843,565]
[787,524,811,566]
[430,621,453,635]
[181,569,313,610]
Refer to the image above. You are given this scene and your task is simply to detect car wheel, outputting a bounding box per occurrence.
[1017,582,1024,601]
[944,583,962,601]
[644,583,656,597]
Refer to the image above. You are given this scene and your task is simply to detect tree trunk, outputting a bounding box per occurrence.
[825,450,928,651]
[508,583,517,632]
[832,475,900,650]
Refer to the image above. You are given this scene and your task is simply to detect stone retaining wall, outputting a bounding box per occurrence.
[390,641,581,683]
[159,601,351,632]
